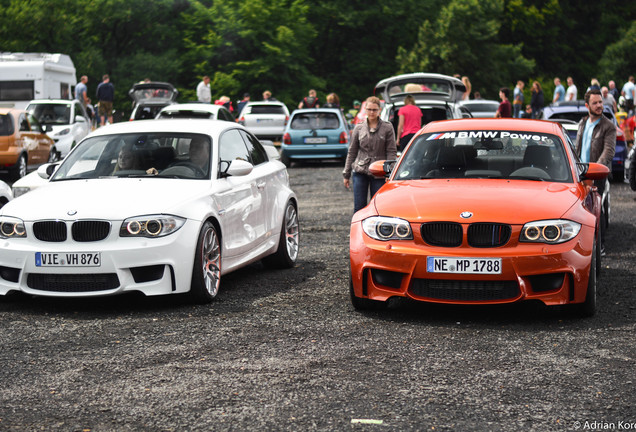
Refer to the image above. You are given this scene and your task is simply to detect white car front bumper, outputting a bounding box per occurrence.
[0,219,200,298]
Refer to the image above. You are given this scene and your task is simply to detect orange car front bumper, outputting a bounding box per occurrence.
[349,221,595,307]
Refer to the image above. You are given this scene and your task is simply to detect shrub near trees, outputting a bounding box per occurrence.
[0,0,633,116]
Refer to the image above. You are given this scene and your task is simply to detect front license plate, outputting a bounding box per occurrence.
[35,252,101,267]
[304,137,327,144]
[427,257,501,274]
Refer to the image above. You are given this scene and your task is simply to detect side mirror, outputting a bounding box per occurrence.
[579,162,610,181]
[225,159,254,177]
[37,162,59,179]
[369,160,397,178]
[44,125,53,133]
[75,115,87,123]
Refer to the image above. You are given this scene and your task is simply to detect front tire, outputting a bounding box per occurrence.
[10,154,27,181]
[263,200,299,268]
[189,221,221,304]
[574,235,598,317]
[629,153,636,191]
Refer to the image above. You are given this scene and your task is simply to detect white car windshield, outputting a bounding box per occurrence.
[28,103,71,125]
[51,133,212,180]
[394,130,573,182]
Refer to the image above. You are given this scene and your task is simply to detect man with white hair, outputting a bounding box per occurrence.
[608,80,620,102]
[601,86,617,112]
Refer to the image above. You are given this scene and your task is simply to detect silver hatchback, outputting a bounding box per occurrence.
[238,101,290,141]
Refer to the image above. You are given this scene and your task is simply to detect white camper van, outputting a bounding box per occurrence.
[0,53,77,110]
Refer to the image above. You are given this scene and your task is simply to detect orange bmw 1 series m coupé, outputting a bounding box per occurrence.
[349,118,609,317]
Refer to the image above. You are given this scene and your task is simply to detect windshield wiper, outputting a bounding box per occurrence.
[508,176,546,181]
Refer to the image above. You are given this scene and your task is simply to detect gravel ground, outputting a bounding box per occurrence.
[1,164,635,432]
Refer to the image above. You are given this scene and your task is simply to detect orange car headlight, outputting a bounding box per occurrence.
[362,216,413,241]
[520,219,580,244]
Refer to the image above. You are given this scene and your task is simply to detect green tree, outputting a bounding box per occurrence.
[598,20,636,84]
[179,0,319,107]
[303,0,444,106]
[396,0,534,99]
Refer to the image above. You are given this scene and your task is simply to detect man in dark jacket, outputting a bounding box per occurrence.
[574,89,616,254]
[96,74,115,126]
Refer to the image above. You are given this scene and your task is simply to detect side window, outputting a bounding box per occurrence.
[220,109,232,122]
[73,102,82,120]
[219,128,251,165]
[240,130,268,165]
[28,114,42,132]
[18,114,30,132]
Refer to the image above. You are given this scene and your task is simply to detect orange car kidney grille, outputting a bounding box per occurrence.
[467,223,511,247]
[421,222,463,246]
[421,222,511,247]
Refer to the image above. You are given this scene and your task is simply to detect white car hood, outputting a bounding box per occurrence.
[2,178,211,221]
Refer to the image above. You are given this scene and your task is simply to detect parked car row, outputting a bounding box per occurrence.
[0,73,619,319]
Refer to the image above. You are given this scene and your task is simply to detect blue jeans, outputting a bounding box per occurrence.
[352,172,385,213]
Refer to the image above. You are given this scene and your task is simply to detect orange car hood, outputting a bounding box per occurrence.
[372,180,580,224]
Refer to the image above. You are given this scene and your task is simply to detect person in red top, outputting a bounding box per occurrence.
[396,95,422,151]
[495,87,512,118]
[624,112,635,149]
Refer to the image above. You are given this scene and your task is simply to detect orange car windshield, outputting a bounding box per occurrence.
[395,130,573,183]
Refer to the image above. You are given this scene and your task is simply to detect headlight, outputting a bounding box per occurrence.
[362,216,413,241]
[119,215,185,238]
[56,128,70,136]
[519,219,581,244]
[12,187,31,198]
[0,216,27,239]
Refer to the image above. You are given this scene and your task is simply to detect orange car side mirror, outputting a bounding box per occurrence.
[579,162,610,181]
[369,160,397,178]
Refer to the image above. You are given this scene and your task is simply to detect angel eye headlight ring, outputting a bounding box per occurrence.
[524,226,541,241]
[362,216,413,241]
[127,220,142,235]
[145,219,162,236]
[542,225,561,242]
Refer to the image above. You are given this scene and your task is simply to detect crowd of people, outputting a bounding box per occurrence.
[487,76,635,123]
[73,74,115,129]
[71,72,635,214]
